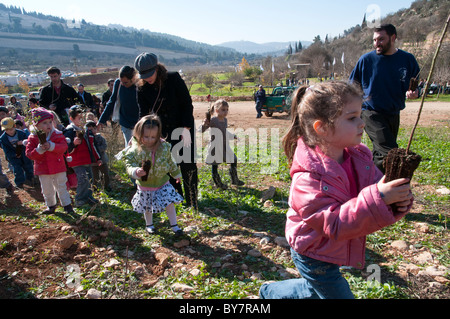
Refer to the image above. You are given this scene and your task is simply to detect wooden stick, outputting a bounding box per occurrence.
[407,14,450,152]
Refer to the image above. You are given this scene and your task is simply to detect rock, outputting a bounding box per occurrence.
[212,262,221,268]
[261,186,276,202]
[415,251,433,264]
[274,236,290,248]
[436,186,450,195]
[263,200,274,208]
[414,222,430,233]
[418,266,447,277]
[171,283,194,292]
[26,235,38,246]
[391,240,409,251]
[57,235,76,249]
[190,269,201,276]
[102,258,120,268]
[247,249,262,258]
[155,253,169,267]
[184,225,199,234]
[173,239,190,248]
[86,288,102,299]
[259,237,270,245]
[238,210,250,216]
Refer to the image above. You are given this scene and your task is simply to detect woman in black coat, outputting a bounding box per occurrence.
[135,52,198,209]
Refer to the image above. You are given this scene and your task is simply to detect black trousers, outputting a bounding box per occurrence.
[361,110,400,173]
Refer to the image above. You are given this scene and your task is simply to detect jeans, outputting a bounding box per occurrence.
[121,125,133,147]
[255,101,263,117]
[11,157,34,186]
[72,165,94,204]
[259,248,354,299]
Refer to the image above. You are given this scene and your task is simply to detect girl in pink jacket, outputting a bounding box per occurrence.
[26,108,74,214]
[260,82,413,299]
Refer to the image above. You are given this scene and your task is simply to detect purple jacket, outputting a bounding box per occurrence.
[286,138,411,269]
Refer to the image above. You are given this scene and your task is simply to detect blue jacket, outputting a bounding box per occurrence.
[349,49,419,115]
[0,129,33,167]
[98,78,140,129]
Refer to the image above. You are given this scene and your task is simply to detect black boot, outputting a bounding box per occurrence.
[42,205,57,214]
[212,165,228,190]
[229,164,244,186]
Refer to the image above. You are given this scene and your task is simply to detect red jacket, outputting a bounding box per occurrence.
[25,128,68,176]
[63,124,100,167]
[286,138,411,269]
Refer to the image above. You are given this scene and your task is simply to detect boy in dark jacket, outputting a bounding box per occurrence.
[64,107,102,207]
[0,117,34,188]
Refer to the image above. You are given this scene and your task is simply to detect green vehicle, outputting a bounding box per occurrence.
[260,86,296,117]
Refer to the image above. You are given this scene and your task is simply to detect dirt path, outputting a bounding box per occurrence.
[193,100,450,131]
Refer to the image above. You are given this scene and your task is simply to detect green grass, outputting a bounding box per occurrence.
[1,120,449,299]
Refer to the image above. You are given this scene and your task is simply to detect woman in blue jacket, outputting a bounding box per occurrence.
[97,66,140,147]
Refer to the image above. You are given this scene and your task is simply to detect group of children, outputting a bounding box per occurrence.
[0,105,110,214]
[1,80,414,299]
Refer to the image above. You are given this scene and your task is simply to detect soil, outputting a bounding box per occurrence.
[0,100,449,299]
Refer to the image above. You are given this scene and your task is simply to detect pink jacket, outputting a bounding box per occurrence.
[25,128,68,176]
[286,138,410,269]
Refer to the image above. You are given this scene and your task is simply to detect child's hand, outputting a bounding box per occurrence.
[97,160,103,166]
[74,137,82,145]
[135,168,146,177]
[41,142,50,151]
[175,178,181,183]
[17,140,23,146]
[377,176,412,207]
[202,118,210,127]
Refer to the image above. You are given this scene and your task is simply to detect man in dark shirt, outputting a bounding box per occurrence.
[349,24,419,172]
[39,67,79,126]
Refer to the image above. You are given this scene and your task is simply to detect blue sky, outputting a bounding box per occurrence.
[3,0,415,45]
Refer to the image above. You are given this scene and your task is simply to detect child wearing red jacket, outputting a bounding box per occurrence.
[259,82,413,299]
[64,107,102,207]
[25,107,73,213]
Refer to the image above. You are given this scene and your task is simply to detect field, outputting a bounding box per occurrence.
[0,99,449,300]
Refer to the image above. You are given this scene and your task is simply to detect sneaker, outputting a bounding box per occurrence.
[145,225,156,234]
[170,224,184,236]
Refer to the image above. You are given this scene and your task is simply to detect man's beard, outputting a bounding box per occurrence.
[375,39,392,55]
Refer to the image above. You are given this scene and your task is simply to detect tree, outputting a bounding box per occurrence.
[237,57,250,72]
[202,74,216,93]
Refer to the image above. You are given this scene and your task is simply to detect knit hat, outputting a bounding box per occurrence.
[1,117,14,130]
[134,52,157,79]
[31,107,54,125]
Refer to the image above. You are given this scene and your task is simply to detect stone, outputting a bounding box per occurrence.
[263,200,274,207]
[26,235,38,246]
[436,186,450,195]
[173,239,190,248]
[155,253,170,267]
[247,249,262,258]
[57,235,76,249]
[103,258,120,268]
[259,237,270,245]
[391,240,409,251]
[414,222,430,233]
[415,251,433,264]
[275,236,290,248]
[171,283,194,292]
[86,288,102,299]
[261,186,276,202]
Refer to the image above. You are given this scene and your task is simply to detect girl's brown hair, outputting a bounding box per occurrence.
[133,114,163,150]
[283,81,363,162]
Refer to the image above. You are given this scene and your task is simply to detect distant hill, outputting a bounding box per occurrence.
[218,40,312,56]
[0,3,252,72]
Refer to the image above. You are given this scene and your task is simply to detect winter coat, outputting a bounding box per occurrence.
[0,129,31,166]
[122,137,181,189]
[63,123,101,167]
[286,138,411,269]
[25,128,68,176]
